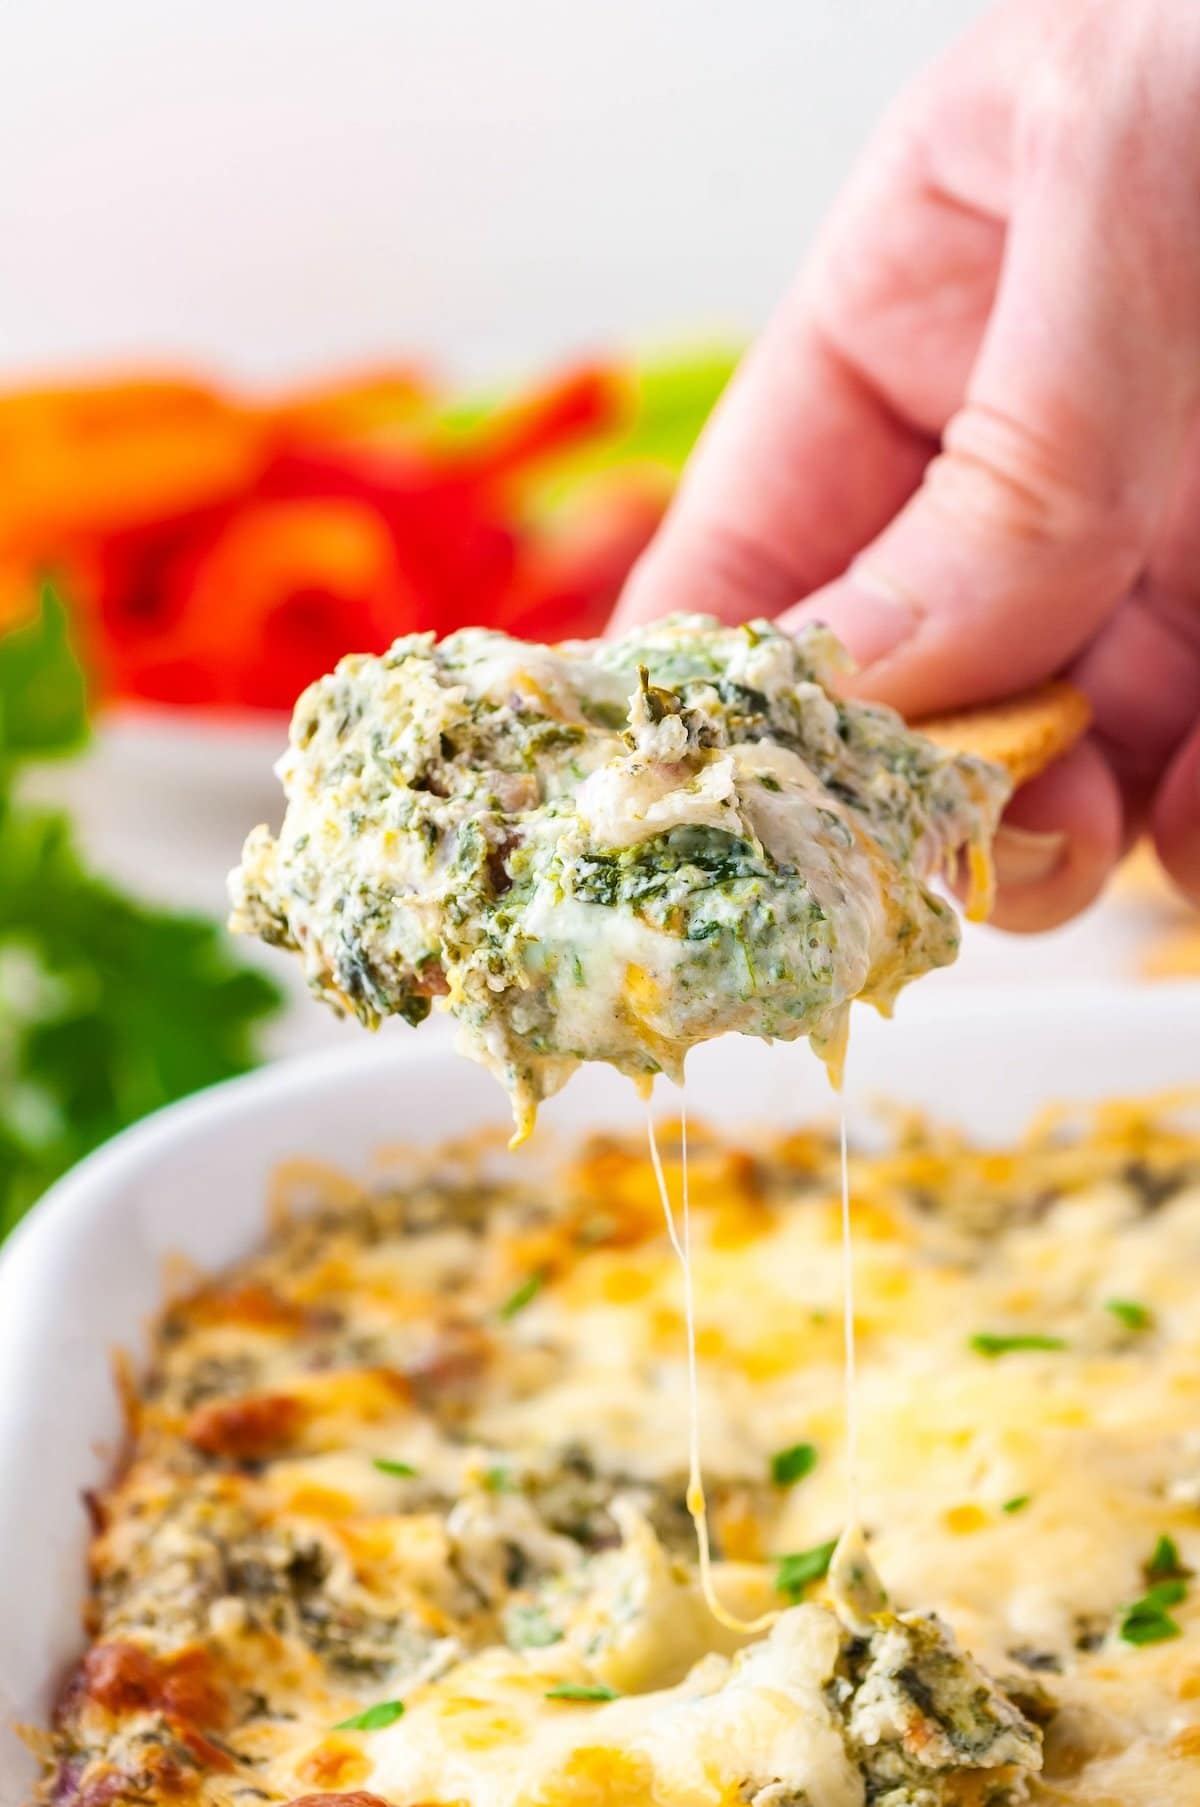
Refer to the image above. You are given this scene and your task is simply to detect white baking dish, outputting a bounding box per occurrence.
[1,983,1196,1799]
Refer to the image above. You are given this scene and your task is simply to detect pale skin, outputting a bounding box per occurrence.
[614,0,1200,930]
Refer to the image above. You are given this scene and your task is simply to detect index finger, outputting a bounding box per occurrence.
[611,298,932,631]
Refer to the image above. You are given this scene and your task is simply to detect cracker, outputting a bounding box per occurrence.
[916,680,1091,787]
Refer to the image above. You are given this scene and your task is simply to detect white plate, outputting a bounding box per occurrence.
[1,983,1196,1798]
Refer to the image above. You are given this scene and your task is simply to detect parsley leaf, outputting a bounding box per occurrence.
[771,1442,818,1487]
[1118,1579,1186,1647]
[373,1458,418,1479]
[1105,1297,1153,1331]
[1119,1613,1181,1647]
[775,1538,838,1599]
[1001,1495,1031,1515]
[969,1333,1067,1358]
[545,1682,619,1703]
[0,584,87,763]
[334,1699,406,1730]
[1145,1534,1190,1584]
[0,587,281,1240]
[499,1270,545,1320]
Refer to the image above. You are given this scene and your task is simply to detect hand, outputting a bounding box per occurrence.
[614,0,1200,930]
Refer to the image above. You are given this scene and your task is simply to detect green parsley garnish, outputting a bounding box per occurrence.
[1105,1297,1153,1331]
[775,1538,838,1599]
[1118,1579,1186,1647]
[373,1458,418,1479]
[969,1333,1067,1358]
[0,588,281,1243]
[545,1682,619,1703]
[771,1442,818,1487]
[483,1464,515,1493]
[499,1270,545,1320]
[1145,1533,1190,1584]
[334,1699,406,1731]
[758,773,782,792]
[1001,1495,1031,1515]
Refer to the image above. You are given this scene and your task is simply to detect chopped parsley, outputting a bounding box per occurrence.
[771,1442,818,1487]
[545,1682,619,1703]
[0,588,281,1241]
[1001,1495,1031,1515]
[1105,1297,1153,1331]
[1145,1533,1191,1584]
[499,1270,545,1320]
[1118,1580,1186,1647]
[775,1538,838,1599]
[334,1699,406,1731]
[483,1464,516,1493]
[969,1333,1066,1358]
[373,1457,418,1479]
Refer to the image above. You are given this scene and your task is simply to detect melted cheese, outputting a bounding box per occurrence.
[230,615,1009,1135]
[41,1101,1200,1806]
[646,1101,780,1637]
[368,1609,860,1807]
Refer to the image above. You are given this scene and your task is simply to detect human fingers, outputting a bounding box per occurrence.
[1153,723,1200,905]
[782,3,1200,718]
[611,304,933,632]
[613,0,1072,636]
[987,738,1124,932]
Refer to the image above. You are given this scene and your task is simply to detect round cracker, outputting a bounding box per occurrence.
[916,680,1091,787]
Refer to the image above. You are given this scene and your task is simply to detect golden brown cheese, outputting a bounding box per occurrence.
[38,1098,1200,1806]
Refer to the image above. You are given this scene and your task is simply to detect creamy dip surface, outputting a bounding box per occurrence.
[230,614,1008,1132]
[41,1104,1200,1807]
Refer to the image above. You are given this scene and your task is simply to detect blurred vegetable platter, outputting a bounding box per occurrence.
[0,350,734,1239]
[0,351,735,711]
[0,590,281,1240]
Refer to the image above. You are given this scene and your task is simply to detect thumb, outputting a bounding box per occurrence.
[782,10,1200,718]
[778,400,1147,719]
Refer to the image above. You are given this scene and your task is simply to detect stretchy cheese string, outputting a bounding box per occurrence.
[839,1088,860,1527]
[646,1098,781,1634]
[646,1054,861,1636]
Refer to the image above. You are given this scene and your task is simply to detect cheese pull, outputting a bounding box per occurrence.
[915,679,1091,922]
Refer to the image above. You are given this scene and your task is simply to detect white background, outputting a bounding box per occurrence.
[6,0,1183,1045]
[3,0,982,388]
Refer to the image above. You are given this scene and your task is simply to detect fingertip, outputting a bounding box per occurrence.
[1152,722,1200,906]
[609,528,779,636]
[986,738,1123,932]
[778,577,918,691]
[607,549,665,635]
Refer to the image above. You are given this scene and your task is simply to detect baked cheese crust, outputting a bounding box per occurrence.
[38,1096,1200,1805]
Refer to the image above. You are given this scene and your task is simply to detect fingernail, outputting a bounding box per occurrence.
[816,569,917,671]
[993,824,1069,888]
